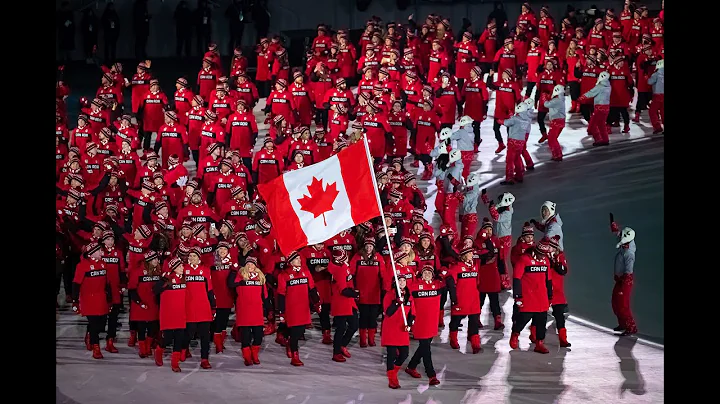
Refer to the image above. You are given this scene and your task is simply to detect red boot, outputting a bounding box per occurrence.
[262,320,277,339]
[411,159,420,168]
[84,333,92,351]
[127,330,137,347]
[321,330,332,345]
[250,345,261,364]
[438,310,445,327]
[558,328,572,347]
[368,328,377,346]
[221,330,227,341]
[495,142,506,154]
[231,326,240,342]
[494,315,505,330]
[509,332,520,349]
[145,337,155,357]
[449,331,460,349]
[154,347,164,366]
[529,325,537,343]
[105,338,119,353]
[622,124,630,133]
[332,353,347,362]
[138,340,147,358]
[538,131,548,143]
[405,367,422,378]
[181,348,191,361]
[429,376,441,386]
[290,351,304,366]
[213,333,224,354]
[470,334,483,354]
[387,370,400,389]
[92,344,104,359]
[420,163,433,181]
[286,344,292,358]
[340,346,352,358]
[242,347,253,366]
[633,112,640,122]
[275,333,287,346]
[534,339,550,354]
[200,359,212,369]
[171,352,182,372]
[359,329,368,348]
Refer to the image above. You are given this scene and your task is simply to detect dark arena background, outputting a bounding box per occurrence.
[56,1,664,403]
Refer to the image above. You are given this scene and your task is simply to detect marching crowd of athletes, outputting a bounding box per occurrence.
[56,1,649,388]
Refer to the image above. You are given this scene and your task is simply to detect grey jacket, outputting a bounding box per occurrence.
[503,113,531,141]
[614,240,636,276]
[443,161,465,193]
[544,94,567,121]
[583,79,611,106]
[648,68,664,95]
[460,186,480,215]
[538,213,564,251]
[450,127,475,151]
[494,206,513,237]
[430,143,447,178]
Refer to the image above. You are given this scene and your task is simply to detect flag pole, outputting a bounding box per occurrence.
[360,135,408,327]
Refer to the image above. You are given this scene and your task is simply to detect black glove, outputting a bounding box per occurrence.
[481,188,487,196]
[497,206,508,213]
[529,219,537,225]
[609,212,615,224]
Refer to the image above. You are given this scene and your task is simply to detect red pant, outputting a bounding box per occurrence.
[588,104,610,143]
[460,213,478,239]
[435,180,445,218]
[649,94,664,131]
[547,119,565,159]
[461,150,474,179]
[443,193,460,231]
[611,273,637,333]
[506,138,526,182]
[522,133,534,168]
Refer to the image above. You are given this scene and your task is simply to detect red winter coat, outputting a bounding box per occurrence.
[411,109,440,155]
[174,88,194,126]
[329,261,358,316]
[477,30,497,64]
[141,91,169,133]
[427,50,450,81]
[447,259,481,315]
[159,123,188,167]
[230,270,267,326]
[361,112,392,158]
[197,67,220,100]
[277,266,316,327]
[128,267,160,321]
[290,82,314,126]
[511,240,534,268]
[349,252,385,305]
[267,89,298,126]
[609,64,634,107]
[537,17,556,48]
[131,73,151,113]
[302,246,331,304]
[158,272,187,330]
[549,251,568,305]
[252,149,284,184]
[410,279,443,339]
[490,78,521,120]
[513,251,552,313]
[226,111,258,157]
[494,48,517,75]
[454,40,480,80]
[184,263,214,323]
[383,261,415,292]
[381,290,414,346]
[536,69,565,113]
[475,236,504,293]
[212,256,239,309]
[73,257,112,316]
[462,78,489,121]
[517,12,538,37]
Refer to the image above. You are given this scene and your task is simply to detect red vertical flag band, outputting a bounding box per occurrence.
[338,142,382,225]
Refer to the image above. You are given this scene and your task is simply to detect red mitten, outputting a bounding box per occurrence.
[610,222,619,233]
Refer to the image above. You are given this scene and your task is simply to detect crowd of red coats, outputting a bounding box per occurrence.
[55,2,662,372]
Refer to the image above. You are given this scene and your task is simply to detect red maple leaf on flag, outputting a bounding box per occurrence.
[297,177,340,226]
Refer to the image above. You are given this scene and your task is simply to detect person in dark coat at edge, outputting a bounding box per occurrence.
[195,0,213,57]
[253,0,271,41]
[487,2,509,45]
[226,0,250,56]
[81,8,99,64]
[57,1,76,62]
[175,1,194,58]
[101,2,120,63]
[133,0,151,60]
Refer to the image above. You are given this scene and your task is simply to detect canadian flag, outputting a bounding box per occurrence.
[257,141,381,255]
